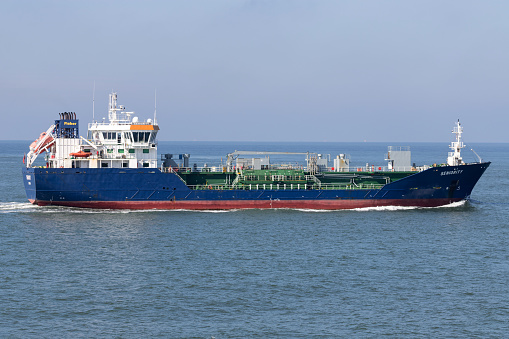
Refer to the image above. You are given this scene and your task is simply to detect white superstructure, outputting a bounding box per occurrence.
[26,92,159,169]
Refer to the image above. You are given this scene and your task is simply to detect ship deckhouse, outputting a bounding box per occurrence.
[26,92,159,169]
[85,92,159,169]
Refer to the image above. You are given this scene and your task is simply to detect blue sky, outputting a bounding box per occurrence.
[1,0,508,142]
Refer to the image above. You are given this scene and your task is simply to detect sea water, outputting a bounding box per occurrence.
[1,140,508,337]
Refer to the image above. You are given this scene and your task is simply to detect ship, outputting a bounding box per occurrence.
[22,93,490,210]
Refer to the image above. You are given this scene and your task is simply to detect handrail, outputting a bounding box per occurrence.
[161,164,424,173]
[168,167,187,184]
[185,182,385,191]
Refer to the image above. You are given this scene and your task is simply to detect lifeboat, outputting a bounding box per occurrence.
[29,132,54,153]
[70,150,92,158]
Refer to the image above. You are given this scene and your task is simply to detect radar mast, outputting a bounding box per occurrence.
[447,120,465,166]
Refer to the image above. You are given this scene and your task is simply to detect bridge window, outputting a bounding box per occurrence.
[102,132,117,140]
[132,132,151,143]
[123,132,132,142]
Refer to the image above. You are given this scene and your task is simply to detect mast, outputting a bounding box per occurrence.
[107,92,133,124]
[109,92,117,122]
[447,120,465,166]
[154,89,157,124]
[92,81,95,122]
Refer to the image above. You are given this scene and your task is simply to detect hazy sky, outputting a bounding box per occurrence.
[1,0,508,142]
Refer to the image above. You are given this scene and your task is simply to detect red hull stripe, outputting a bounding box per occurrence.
[32,199,462,210]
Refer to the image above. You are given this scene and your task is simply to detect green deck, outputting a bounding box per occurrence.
[174,168,416,190]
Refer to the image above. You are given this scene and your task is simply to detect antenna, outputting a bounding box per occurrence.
[92,81,95,122]
[154,89,157,124]
[471,148,482,163]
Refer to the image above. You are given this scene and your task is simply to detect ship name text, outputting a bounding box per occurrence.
[441,169,463,176]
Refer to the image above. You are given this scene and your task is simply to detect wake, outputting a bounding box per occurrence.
[0,200,468,214]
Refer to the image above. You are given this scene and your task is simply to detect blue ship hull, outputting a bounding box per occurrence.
[22,162,490,210]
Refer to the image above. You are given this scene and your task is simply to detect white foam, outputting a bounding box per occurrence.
[0,202,131,214]
[287,206,417,212]
[351,200,467,212]
[0,202,241,214]
[0,200,468,214]
[0,202,40,213]
[138,208,239,213]
[291,208,334,213]
[434,200,467,208]
[351,205,419,212]
[46,208,131,214]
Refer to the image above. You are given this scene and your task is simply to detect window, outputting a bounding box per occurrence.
[122,162,128,168]
[132,132,151,143]
[129,149,135,153]
[149,132,156,143]
[143,149,150,154]
[143,162,149,167]
[102,132,117,140]
[107,149,113,153]
[101,162,108,168]
[118,149,124,153]
[124,132,132,142]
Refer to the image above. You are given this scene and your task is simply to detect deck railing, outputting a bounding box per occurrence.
[161,164,421,174]
[186,182,385,191]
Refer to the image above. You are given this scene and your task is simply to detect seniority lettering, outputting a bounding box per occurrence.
[441,170,463,176]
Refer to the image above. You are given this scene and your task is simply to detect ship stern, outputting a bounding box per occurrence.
[22,167,37,204]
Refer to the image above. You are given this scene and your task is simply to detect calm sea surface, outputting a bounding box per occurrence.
[1,140,508,337]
